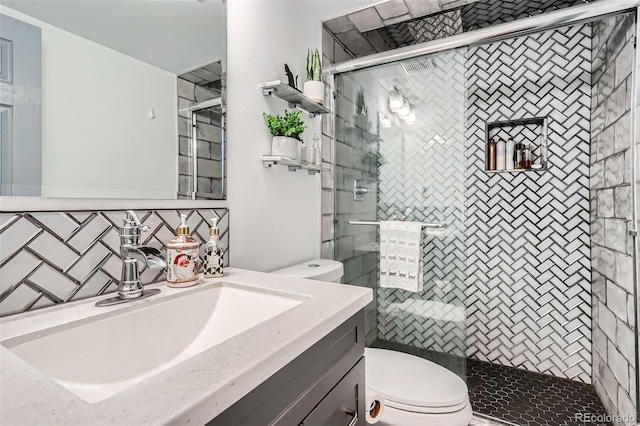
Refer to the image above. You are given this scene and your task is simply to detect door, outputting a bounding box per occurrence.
[0,13,42,196]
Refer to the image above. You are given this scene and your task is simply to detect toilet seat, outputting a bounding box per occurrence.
[365,348,469,414]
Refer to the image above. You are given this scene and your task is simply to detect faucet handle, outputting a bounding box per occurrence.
[124,210,150,232]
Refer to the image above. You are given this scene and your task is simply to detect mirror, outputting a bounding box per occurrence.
[0,0,226,200]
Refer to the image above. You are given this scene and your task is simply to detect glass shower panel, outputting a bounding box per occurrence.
[334,47,468,379]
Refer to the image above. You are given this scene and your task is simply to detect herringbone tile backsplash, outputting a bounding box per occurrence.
[0,208,229,316]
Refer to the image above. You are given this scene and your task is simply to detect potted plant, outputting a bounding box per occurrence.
[303,48,323,104]
[263,110,308,159]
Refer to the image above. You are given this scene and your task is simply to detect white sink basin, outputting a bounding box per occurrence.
[1,282,307,403]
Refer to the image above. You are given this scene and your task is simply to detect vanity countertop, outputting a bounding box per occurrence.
[0,268,373,426]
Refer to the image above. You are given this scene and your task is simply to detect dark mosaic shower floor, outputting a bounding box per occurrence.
[371,340,611,426]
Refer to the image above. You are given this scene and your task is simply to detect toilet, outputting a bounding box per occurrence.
[366,347,472,426]
[272,259,344,283]
[273,260,473,426]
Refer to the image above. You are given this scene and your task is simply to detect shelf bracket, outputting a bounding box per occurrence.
[262,87,276,96]
[287,166,301,172]
[308,170,320,175]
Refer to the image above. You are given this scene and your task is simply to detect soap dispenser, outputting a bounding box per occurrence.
[166,214,200,287]
[204,218,225,278]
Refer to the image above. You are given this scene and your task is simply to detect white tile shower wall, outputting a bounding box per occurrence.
[322,27,380,344]
[376,47,468,357]
[590,14,637,425]
[0,208,229,316]
[332,72,380,344]
[466,24,592,382]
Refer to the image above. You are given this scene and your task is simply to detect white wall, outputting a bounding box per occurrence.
[1,1,226,75]
[0,6,178,199]
[226,0,317,271]
[225,0,382,272]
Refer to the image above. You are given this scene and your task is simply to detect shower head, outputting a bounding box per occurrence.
[400,57,437,74]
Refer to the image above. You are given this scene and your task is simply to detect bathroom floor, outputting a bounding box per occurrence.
[370,340,611,426]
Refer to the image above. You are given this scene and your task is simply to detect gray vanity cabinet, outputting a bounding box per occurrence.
[207,310,365,426]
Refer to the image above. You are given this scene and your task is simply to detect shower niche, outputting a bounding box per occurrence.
[485,116,549,173]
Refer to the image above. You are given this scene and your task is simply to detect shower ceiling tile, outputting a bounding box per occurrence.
[324,16,356,34]
[404,0,441,19]
[348,8,384,33]
[336,30,377,56]
[375,0,409,20]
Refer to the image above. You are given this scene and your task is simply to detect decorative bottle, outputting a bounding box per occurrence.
[166,214,200,287]
[522,144,532,169]
[488,139,496,171]
[505,138,515,170]
[313,133,322,166]
[515,140,524,169]
[496,139,506,170]
[204,218,225,278]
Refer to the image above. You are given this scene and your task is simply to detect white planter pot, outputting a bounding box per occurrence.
[303,81,324,104]
[271,136,298,160]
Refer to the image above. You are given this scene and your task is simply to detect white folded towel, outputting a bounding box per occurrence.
[379,221,423,292]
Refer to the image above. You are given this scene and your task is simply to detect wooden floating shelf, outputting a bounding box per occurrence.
[260,80,330,117]
[262,155,327,175]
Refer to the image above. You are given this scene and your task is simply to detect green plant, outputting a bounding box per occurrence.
[306,48,322,82]
[263,110,308,141]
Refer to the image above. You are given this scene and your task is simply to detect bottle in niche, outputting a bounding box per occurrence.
[204,217,225,278]
[495,139,506,170]
[167,214,200,287]
[515,140,524,169]
[522,144,532,169]
[488,139,497,171]
[505,138,515,170]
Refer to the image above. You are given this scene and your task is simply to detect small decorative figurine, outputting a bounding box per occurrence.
[284,64,299,91]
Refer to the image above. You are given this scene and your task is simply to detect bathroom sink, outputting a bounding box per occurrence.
[1,282,306,404]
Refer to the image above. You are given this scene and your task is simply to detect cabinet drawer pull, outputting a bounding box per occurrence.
[346,409,358,426]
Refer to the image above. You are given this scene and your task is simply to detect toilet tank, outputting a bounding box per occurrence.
[272,259,344,283]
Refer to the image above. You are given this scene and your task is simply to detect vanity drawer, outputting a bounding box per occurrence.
[300,358,364,426]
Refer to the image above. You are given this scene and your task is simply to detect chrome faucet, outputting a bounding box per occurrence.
[96,211,166,307]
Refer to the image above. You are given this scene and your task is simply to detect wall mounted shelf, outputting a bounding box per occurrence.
[262,155,327,175]
[260,80,330,117]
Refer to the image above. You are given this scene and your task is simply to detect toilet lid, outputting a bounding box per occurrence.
[365,348,469,409]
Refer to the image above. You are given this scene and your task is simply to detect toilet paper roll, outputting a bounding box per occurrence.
[365,388,385,424]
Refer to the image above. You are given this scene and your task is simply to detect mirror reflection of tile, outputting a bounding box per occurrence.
[177,61,226,199]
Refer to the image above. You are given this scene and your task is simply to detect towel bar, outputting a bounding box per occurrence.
[347,220,446,229]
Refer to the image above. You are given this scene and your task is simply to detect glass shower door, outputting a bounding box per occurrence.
[334,47,468,378]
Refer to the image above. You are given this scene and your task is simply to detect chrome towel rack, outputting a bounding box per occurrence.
[348,220,447,229]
